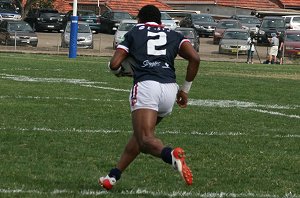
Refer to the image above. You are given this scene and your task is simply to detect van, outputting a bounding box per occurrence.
[283,15,300,30]
[256,16,286,44]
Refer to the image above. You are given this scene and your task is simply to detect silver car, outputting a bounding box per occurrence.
[113,19,137,49]
[0,20,38,47]
[61,21,93,49]
[219,28,250,54]
[161,12,177,30]
[0,8,22,21]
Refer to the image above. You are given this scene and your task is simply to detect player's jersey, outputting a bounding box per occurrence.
[117,22,190,84]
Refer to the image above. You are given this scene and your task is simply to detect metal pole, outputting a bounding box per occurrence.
[69,0,78,58]
[236,41,239,62]
[14,31,16,51]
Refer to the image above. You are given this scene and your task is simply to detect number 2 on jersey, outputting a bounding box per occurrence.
[147,32,167,56]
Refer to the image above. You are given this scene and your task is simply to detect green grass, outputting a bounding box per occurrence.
[0,53,299,198]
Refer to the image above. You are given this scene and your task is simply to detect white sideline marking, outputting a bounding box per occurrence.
[250,108,300,119]
[1,73,299,119]
[188,99,299,109]
[0,73,107,85]
[0,188,298,198]
[0,127,299,138]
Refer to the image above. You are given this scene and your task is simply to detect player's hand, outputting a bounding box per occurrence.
[176,90,188,108]
[114,67,133,77]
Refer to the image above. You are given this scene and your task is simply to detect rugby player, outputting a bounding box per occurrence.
[99,4,200,190]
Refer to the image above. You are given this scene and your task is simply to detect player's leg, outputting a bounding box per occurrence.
[132,108,164,157]
[99,132,141,191]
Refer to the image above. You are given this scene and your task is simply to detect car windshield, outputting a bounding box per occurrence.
[223,31,248,40]
[293,17,300,23]
[78,11,96,17]
[192,15,214,22]
[286,33,300,41]
[239,17,260,24]
[41,12,61,18]
[161,12,172,20]
[176,30,195,38]
[261,19,285,28]
[8,22,33,32]
[0,7,17,13]
[66,23,90,33]
[217,21,240,29]
[113,12,132,20]
[0,2,16,11]
[118,22,136,31]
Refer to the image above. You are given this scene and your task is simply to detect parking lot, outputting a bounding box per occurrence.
[0,32,288,63]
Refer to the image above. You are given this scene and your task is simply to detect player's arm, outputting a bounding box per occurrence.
[109,48,128,72]
[177,41,200,108]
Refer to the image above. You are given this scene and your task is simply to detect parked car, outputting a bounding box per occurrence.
[161,11,177,30]
[0,20,38,46]
[284,30,300,57]
[213,19,243,44]
[0,0,21,14]
[283,15,300,30]
[24,8,63,32]
[100,10,132,34]
[113,19,137,49]
[256,16,286,45]
[62,10,101,33]
[230,15,260,35]
[61,21,93,49]
[175,27,200,52]
[218,28,250,54]
[179,13,216,37]
[0,8,21,21]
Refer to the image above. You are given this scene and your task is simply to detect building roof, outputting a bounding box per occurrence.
[216,0,280,9]
[103,0,171,16]
[53,0,172,15]
[164,0,300,9]
[279,0,300,8]
[52,0,300,16]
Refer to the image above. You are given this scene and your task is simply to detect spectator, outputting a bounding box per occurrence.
[246,32,255,64]
[277,32,284,64]
[268,33,279,64]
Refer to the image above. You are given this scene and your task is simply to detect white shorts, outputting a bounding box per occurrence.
[269,46,278,56]
[129,80,179,117]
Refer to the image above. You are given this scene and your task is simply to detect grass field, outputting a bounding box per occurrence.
[0,52,299,198]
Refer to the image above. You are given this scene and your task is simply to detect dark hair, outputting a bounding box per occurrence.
[137,5,161,24]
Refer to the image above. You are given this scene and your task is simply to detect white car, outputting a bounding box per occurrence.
[113,19,137,49]
[283,15,300,30]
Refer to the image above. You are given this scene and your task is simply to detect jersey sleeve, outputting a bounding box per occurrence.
[117,28,135,53]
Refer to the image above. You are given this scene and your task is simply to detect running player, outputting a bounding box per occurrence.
[99,4,200,190]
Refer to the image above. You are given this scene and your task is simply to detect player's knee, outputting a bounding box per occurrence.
[138,136,155,154]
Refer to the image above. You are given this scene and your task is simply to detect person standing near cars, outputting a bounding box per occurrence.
[98,4,200,190]
[268,33,279,64]
[277,32,284,64]
[246,32,255,64]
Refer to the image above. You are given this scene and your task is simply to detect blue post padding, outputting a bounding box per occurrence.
[69,16,78,58]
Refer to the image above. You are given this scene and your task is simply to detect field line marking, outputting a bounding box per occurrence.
[1,73,299,119]
[0,94,299,111]
[0,126,299,138]
[0,188,298,198]
[250,108,300,119]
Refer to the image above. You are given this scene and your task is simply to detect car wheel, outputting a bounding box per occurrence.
[61,41,67,48]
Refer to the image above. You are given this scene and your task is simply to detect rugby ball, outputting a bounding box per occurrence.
[119,56,135,77]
